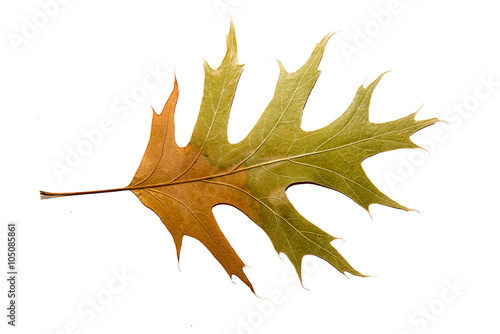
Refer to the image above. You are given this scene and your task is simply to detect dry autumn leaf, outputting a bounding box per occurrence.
[41,21,438,292]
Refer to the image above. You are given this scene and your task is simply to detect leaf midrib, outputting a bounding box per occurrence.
[40,123,425,198]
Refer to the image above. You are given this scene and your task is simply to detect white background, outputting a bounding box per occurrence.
[1,0,500,333]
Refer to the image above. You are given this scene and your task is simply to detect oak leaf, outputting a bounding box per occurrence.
[41,22,438,292]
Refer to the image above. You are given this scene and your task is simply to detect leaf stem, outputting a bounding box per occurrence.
[40,187,132,199]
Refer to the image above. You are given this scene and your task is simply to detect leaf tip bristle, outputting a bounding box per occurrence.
[296,270,310,291]
[360,273,375,278]
[253,293,265,300]
[340,270,351,279]
[274,58,288,74]
[376,70,391,82]
[202,58,213,71]
[418,144,431,155]
[172,75,179,95]
[411,104,427,120]
[231,274,256,294]
[322,30,336,44]
[335,236,346,243]
[226,17,237,49]
[368,211,374,221]
[364,206,374,221]
[362,71,389,89]
[343,268,371,279]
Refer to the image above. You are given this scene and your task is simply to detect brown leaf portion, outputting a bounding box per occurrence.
[129,79,255,292]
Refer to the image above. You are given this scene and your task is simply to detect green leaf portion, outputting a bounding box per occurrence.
[190,24,437,280]
[237,32,333,158]
[190,20,244,162]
